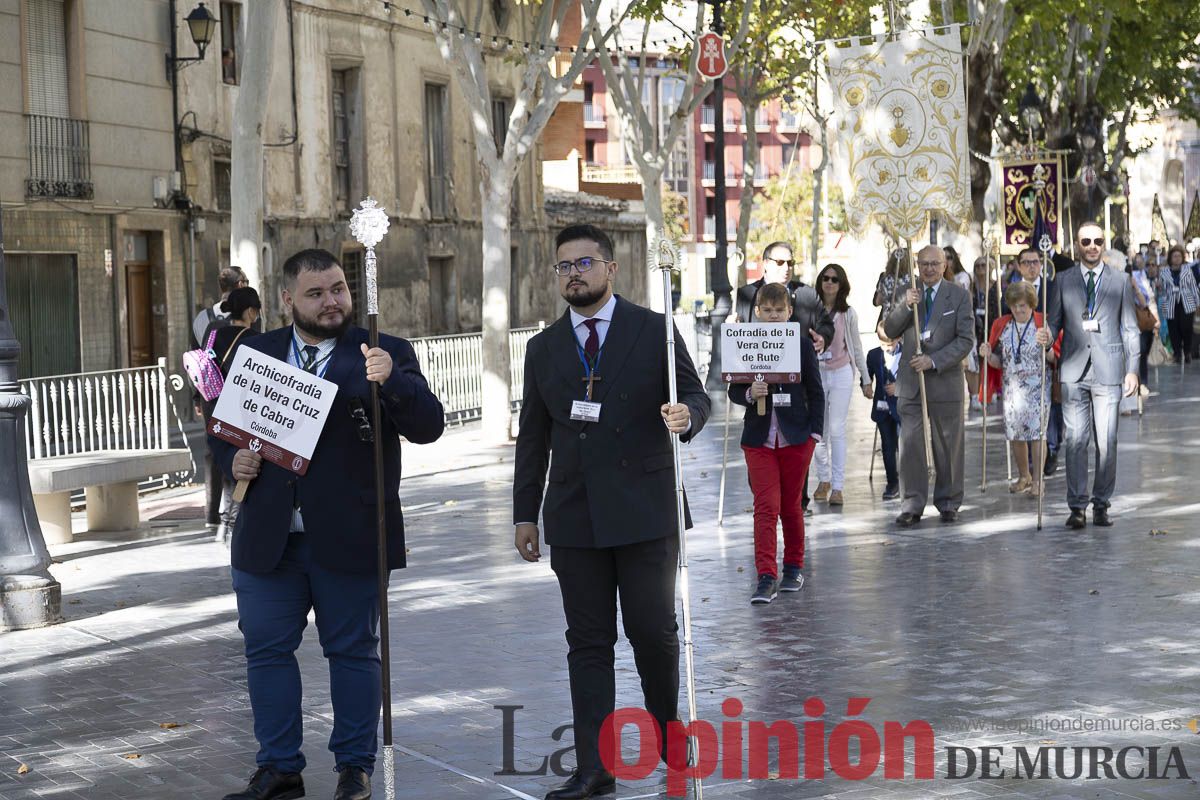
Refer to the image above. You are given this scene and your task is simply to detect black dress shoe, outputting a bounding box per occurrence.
[544,768,616,799]
[939,509,958,523]
[1092,507,1113,527]
[895,511,921,527]
[1043,451,1058,476]
[334,766,371,800]
[222,767,305,800]
[1066,509,1087,529]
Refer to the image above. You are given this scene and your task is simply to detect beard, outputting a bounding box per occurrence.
[293,305,352,341]
[563,281,608,308]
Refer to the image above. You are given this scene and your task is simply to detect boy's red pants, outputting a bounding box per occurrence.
[743,439,816,578]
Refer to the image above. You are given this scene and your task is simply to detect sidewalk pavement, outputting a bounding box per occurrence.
[3,372,1200,799]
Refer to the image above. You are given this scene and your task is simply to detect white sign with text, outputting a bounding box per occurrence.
[720,322,804,383]
[208,349,337,475]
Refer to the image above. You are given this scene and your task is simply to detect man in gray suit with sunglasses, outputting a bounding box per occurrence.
[1039,222,1139,529]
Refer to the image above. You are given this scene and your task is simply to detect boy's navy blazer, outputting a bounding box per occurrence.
[208,325,445,575]
[727,337,824,447]
[866,346,901,424]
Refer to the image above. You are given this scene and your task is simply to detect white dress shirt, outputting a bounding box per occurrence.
[287,326,337,532]
[569,294,617,351]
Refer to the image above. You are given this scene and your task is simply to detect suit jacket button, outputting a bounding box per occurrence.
[620,392,628,400]
[579,432,587,439]
[620,458,629,467]
[615,426,622,434]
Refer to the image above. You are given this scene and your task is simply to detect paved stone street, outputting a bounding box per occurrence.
[3,369,1200,800]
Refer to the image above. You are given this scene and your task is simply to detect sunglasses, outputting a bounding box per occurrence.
[820,274,840,284]
[766,257,795,267]
[1079,237,1104,247]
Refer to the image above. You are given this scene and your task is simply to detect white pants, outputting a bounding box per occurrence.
[814,363,854,490]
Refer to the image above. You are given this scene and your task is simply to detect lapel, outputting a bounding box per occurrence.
[319,328,363,393]
[549,309,584,396]
[260,326,292,362]
[590,296,645,403]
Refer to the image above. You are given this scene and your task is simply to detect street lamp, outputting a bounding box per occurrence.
[166,2,219,77]
[1017,82,1042,151]
[0,207,63,630]
[165,2,217,207]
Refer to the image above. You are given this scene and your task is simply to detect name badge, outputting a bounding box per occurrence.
[1082,318,1100,333]
[818,351,833,361]
[773,393,792,407]
[922,330,932,341]
[876,400,890,412]
[570,400,602,422]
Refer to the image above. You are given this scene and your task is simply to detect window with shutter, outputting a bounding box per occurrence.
[24,0,70,118]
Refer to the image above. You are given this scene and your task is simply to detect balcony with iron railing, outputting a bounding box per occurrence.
[778,110,802,131]
[583,102,605,126]
[702,215,737,242]
[581,163,641,184]
[25,114,93,200]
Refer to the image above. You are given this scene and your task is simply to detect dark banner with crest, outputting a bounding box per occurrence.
[1000,157,1062,255]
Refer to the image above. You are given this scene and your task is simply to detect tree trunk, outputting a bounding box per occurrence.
[641,173,667,311]
[480,173,513,443]
[231,0,278,314]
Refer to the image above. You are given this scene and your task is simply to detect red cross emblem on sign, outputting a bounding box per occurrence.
[697,31,727,80]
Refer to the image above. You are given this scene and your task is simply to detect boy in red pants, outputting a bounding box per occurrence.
[728,282,825,605]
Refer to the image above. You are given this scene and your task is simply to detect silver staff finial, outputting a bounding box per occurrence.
[349,197,390,316]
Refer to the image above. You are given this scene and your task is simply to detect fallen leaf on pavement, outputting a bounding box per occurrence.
[120,753,141,760]
[1148,529,1167,536]
[736,566,744,573]
[17,763,29,775]
[1089,589,1100,595]
[158,722,183,729]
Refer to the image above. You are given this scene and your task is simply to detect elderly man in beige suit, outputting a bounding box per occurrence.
[883,245,975,526]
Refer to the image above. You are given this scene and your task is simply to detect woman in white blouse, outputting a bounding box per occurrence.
[811,263,872,506]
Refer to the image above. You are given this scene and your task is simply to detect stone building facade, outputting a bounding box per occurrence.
[1,0,573,382]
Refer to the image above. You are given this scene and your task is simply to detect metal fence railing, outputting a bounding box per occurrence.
[19,359,172,460]
[409,325,542,425]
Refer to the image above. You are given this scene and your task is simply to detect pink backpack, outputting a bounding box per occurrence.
[182,329,225,401]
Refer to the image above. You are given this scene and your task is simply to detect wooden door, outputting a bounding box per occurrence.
[126,261,153,367]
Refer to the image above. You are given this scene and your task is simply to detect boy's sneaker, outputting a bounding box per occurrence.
[882,483,900,500]
[750,575,778,605]
[779,566,805,592]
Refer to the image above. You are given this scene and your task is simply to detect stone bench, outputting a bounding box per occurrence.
[26,449,193,544]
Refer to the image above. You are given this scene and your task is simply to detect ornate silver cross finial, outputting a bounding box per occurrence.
[349,197,391,315]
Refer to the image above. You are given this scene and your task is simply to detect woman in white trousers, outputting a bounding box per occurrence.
[812,263,873,505]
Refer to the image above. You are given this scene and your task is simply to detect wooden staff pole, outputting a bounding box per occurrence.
[980,240,992,492]
[908,240,936,483]
[350,199,395,800]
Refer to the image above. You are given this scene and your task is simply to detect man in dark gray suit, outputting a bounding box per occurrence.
[883,246,975,526]
[513,224,710,799]
[1039,223,1139,529]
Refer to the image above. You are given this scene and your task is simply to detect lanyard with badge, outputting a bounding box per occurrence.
[1009,318,1034,364]
[570,342,603,423]
[1082,270,1102,332]
[920,288,936,342]
[291,337,334,377]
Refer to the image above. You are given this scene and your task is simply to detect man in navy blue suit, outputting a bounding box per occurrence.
[210,249,444,800]
[867,333,903,501]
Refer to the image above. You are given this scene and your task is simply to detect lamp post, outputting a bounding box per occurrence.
[166,2,218,199]
[1017,82,1043,155]
[704,0,732,390]
[1078,116,1101,222]
[0,208,62,631]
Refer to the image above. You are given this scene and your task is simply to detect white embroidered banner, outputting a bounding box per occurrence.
[826,28,970,240]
